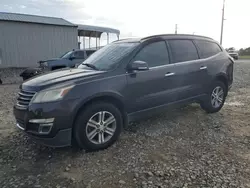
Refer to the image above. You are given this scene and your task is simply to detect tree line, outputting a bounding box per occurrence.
[238,47,250,56]
[226,47,250,56]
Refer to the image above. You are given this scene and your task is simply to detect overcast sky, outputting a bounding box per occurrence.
[0,0,249,49]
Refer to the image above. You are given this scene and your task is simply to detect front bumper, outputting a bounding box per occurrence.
[13,99,78,147]
[21,127,72,147]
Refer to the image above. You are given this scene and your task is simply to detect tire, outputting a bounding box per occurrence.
[73,102,123,151]
[200,81,227,113]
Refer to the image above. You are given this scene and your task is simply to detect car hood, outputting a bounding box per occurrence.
[39,58,61,63]
[22,68,105,91]
[47,58,63,62]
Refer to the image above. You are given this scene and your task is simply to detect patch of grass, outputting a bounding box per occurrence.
[239,56,250,60]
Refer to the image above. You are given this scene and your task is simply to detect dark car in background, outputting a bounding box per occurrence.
[20,49,96,80]
[14,34,234,151]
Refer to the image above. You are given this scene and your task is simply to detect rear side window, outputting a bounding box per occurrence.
[168,40,199,63]
[73,51,86,59]
[134,41,169,67]
[194,40,222,58]
[86,50,96,56]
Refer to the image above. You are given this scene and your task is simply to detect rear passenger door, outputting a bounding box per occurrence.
[194,40,224,92]
[167,39,207,99]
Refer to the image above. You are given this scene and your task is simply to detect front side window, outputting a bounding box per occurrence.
[168,40,199,63]
[60,51,72,59]
[134,41,170,67]
[78,42,138,71]
[194,40,222,59]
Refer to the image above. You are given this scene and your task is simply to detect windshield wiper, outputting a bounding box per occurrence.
[81,63,99,70]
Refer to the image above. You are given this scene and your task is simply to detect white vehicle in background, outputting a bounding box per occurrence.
[227,49,239,60]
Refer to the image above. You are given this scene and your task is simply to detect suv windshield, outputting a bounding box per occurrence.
[78,42,138,71]
[60,51,73,59]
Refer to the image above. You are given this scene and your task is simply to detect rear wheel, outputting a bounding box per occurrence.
[73,102,123,151]
[200,81,227,113]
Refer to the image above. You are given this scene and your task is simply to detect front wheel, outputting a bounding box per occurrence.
[73,102,123,151]
[200,81,227,113]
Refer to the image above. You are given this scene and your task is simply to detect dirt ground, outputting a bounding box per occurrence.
[0,60,250,188]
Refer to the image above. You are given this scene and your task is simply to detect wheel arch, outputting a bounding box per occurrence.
[72,93,128,130]
[214,73,228,95]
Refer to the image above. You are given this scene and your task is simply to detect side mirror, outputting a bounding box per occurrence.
[69,56,75,61]
[128,61,149,71]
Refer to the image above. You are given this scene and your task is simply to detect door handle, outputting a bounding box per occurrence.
[165,72,175,77]
[200,66,207,70]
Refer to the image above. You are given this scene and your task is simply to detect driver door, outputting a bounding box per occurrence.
[125,40,177,113]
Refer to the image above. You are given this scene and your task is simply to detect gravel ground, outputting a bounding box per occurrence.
[0,68,25,84]
[0,61,250,188]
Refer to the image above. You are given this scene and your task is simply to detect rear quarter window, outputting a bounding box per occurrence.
[168,40,199,63]
[194,40,222,59]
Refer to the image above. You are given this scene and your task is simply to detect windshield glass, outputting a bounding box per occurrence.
[60,51,73,59]
[78,42,138,71]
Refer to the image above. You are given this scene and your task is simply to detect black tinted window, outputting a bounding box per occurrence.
[168,40,199,63]
[134,41,169,67]
[73,51,86,59]
[86,50,96,56]
[195,40,222,58]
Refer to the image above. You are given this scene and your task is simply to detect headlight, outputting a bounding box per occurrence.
[32,85,74,103]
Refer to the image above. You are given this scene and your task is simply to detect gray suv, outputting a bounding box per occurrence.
[13,34,234,151]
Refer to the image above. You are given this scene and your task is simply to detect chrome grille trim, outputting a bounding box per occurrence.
[18,96,32,101]
[18,92,34,97]
[16,89,36,110]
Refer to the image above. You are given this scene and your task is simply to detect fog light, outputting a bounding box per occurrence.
[29,118,54,124]
[29,118,54,135]
[38,123,53,134]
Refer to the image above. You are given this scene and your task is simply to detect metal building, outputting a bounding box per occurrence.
[0,12,78,68]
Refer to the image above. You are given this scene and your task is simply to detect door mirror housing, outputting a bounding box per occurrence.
[128,61,149,71]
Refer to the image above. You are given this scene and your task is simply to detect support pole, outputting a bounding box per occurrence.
[78,36,81,49]
[89,37,91,49]
[96,32,98,50]
[107,33,109,44]
[83,36,85,50]
[175,24,178,34]
[220,0,226,45]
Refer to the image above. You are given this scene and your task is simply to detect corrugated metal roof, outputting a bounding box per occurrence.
[78,24,120,37]
[0,12,76,27]
[78,24,120,35]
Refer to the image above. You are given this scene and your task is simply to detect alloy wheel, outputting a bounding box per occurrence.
[211,86,224,108]
[86,111,116,144]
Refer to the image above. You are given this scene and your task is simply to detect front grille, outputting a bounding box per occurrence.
[16,90,36,110]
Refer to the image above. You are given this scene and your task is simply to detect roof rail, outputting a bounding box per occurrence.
[112,38,140,43]
[141,34,213,41]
